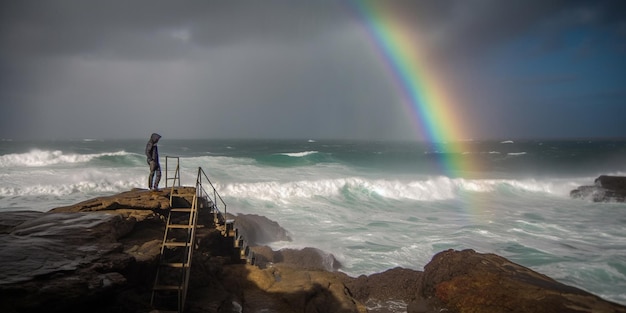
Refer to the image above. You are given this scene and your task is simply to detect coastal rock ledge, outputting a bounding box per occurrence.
[571,175,626,202]
[1,189,624,313]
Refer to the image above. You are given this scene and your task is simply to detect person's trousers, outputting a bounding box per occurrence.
[148,161,161,189]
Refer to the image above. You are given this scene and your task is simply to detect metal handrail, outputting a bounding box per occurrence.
[195,167,227,220]
[194,167,253,264]
[165,156,181,188]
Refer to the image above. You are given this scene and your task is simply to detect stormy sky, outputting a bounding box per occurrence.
[1,0,625,141]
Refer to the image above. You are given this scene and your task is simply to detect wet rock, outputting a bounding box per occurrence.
[49,188,193,220]
[0,211,141,313]
[231,213,292,245]
[220,264,367,313]
[252,245,342,271]
[571,175,626,202]
[346,267,422,307]
[411,249,626,313]
[3,190,626,313]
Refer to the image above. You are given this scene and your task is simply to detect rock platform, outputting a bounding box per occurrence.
[1,188,625,313]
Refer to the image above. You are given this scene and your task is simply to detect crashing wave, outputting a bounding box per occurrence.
[0,150,132,167]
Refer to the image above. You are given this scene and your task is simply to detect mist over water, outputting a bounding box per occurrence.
[1,139,626,305]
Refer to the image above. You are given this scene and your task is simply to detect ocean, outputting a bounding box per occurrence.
[1,138,625,306]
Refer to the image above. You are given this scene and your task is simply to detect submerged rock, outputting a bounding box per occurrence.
[571,175,626,202]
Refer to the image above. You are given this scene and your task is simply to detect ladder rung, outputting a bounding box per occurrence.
[161,262,188,268]
[173,193,196,197]
[163,242,189,247]
[167,224,193,229]
[153,284,182,291]
[170,208,193,212]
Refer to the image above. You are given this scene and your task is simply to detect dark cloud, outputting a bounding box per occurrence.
[0,1,624,140]
[0,1,348,60]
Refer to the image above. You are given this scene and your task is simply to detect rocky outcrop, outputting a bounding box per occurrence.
[409,249,626,313]
[230,213,292,245]
[215,264,367,313]
[2,189,625,313]
[0,210,157,313]
[571,175,626,202]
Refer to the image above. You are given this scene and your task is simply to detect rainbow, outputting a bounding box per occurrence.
[350,1,472,177]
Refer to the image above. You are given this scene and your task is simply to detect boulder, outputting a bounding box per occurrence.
[231,213,292,245]
[571,175,626,202]
[252,246,342,271]
[409,249,626,313]
[219,264,367,313]
[345,267,422,313]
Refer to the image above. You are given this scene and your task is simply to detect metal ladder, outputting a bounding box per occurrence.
[150,187,198,313]
[151,160,255,312]
[151,156,194,313]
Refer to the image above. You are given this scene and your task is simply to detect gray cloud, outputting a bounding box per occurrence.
[1,1,624,140]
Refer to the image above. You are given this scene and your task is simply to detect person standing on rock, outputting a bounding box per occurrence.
[145,133,161,191]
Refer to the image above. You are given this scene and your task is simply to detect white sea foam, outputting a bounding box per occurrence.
[0,150,131,167]
[219,176,579,204]
[279,151,318,157]
[0,179,142,197]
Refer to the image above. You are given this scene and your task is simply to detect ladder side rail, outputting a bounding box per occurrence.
[175,162,180,186]
[151,209,176,308]
[165,155,181,187]
[180,192,199,312]
[160,211,174,255]
[166,156,181,208]
[165,156,169,187]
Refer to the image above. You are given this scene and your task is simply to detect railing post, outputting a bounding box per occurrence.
[165,156,169,188]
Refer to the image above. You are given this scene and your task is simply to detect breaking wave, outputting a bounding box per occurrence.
[0,179,142,197]
[220,176,579,203]
[279,151,319,157]
[254,151,334,167]
[0,150,138,167]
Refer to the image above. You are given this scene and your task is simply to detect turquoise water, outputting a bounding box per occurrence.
[1,139,625,305]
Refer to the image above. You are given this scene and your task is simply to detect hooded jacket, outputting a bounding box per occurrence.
[145,133,161,163]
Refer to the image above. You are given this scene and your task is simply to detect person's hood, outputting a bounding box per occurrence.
[150,133,161,143]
